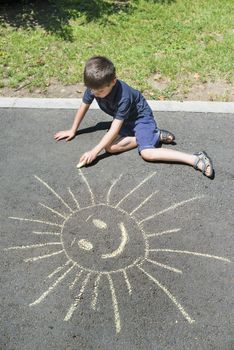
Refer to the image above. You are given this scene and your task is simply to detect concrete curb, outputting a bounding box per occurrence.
[0,97,233,113]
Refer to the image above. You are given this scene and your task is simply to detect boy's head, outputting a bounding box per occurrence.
[84,56,116,98]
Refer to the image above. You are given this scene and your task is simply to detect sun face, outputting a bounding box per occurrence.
[62,204,146,273]
[5,170,231,334]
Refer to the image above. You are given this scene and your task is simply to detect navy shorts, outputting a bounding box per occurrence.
[119,115,160,152]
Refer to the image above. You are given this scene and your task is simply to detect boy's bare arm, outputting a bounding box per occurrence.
[54,102,90,141]
[79,118,124,165]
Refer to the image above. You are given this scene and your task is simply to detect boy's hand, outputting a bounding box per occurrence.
[54,129,75,142]
[79,150,98,165]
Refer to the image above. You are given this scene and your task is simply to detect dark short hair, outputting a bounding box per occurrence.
[84,56,116,89]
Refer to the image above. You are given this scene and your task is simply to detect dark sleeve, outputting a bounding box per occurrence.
[82,88,94,104]
[114,98,131,120]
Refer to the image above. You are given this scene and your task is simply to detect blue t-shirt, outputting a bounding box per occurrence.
[82,79,154,121]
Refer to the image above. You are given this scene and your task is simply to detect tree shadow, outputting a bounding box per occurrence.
[0,0,175,41]
[0,0,136,41]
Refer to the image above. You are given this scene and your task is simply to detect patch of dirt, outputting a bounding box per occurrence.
[148,73,171,91]
[148,73,234,101]
[1,77,233,101]
[0,79,86,98]
[174,79,234,102]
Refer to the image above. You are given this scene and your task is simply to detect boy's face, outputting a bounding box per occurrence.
[91,79,116,98]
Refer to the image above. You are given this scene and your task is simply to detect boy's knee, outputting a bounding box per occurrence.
[140,149,155,161]
[105,145,112,153]
[105,144,117,154]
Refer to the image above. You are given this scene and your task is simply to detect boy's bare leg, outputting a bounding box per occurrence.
[105,138,212,177]
[140,148,212,177]
[105,136,137,153]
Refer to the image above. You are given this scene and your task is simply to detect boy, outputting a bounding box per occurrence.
[54,56,213,178]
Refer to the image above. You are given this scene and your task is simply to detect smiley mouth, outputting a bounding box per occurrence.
[101,222,129,259]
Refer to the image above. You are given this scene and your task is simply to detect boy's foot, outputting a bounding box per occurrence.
[193,151,214,179]
[159,129,175,144]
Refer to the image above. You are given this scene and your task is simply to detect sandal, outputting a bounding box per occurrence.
[193,151,214,179]
[159,129,175,144]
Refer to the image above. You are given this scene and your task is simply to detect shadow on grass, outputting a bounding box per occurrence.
[0,0,175,41]
[0,0,135,41]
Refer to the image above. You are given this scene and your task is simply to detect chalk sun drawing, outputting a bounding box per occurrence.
[6,171,231,334]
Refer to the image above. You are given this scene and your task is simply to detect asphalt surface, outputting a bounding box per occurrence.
[0,108,233,350]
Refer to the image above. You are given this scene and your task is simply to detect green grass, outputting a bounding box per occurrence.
[0,0,233,99]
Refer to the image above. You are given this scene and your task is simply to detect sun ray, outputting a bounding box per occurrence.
[47,260,71,279]
[146,228,181,237]
[115,172,156,209]
[123,270,132,295]
[4,242,62,251]
[39,203,67,220]
[69,270,83,289]
[9,216,62,227]
[78,170,95,205]
[107,274,121,334]
[106,174,123,205]
[139,196,205,224]
[137,266,195,324]
[150,249,232,263]
[91,274,101,310]
[64,272,92,321]
[29,262,76,306]
[129,190,159,216]
[24,250,64,262]
[71,237,76,247]
[68,187,80,209]
[33,231,61,236]
[34,175,74,213]
[86,215,93,222]
[145,258,182,274]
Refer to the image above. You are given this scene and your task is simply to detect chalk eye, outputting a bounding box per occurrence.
[92,219,107,230]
